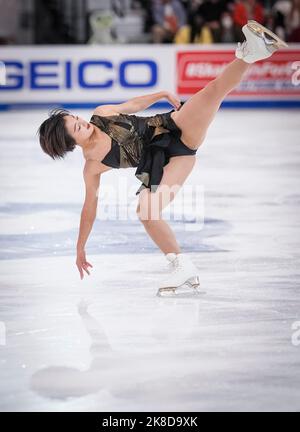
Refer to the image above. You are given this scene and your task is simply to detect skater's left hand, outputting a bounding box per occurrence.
[76,249,93,280]
[164,92,181,111]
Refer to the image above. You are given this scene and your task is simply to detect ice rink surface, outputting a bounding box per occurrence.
[0,108,299,411]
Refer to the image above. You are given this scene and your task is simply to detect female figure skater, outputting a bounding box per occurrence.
[38,21,287,296]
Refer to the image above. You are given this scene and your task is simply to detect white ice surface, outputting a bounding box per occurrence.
[0,108,299,411]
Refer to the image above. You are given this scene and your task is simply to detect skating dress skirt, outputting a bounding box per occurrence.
[89,109,197,196]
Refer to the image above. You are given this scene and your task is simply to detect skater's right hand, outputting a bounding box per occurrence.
[76,249,93,280]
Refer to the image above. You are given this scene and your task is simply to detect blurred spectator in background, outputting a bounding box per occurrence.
[195,0,228,42]
[233,0,264,41]
[175,15,214,43]
[287,0,300,41]
[0,0,19,44]
[175,0,213,43]
[1,0,299,45]
[151,0,187,43]
[175,0,235,44]
[220,10,236,42]
[135,0,154,34]
[272,0,292,40]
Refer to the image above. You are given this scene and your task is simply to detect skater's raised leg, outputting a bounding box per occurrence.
[171,59,250,150]
[171,20,288,151]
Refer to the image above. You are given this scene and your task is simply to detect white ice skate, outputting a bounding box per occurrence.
[235,20,288,64]
[157,253,201,297]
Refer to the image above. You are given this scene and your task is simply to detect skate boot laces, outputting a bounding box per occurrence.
[165,253,178,270]
[167,260,176,271]
[237,40,250,57]
[170,256,184,274]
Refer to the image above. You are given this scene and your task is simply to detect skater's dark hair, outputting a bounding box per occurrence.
[37,108,76,160]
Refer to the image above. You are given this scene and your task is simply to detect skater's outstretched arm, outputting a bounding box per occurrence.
[94,91,181,115]
[76,169,100,279]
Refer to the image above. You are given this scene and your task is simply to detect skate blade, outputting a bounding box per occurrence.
[246,20,289,49]
[156,275,202,297]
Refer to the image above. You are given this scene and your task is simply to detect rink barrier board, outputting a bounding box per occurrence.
[0,44,300,110]
[1,100,300,111]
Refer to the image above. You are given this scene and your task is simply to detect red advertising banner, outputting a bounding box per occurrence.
[177,50,300,98]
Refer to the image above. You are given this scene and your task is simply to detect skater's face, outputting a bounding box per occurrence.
[64,114,94,145]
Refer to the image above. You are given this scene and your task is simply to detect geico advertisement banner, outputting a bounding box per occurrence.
[0,45,300,108]
[0,45,174,106]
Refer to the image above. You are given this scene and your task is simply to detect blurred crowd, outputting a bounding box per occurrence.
[0,0,299,45]
[147,0,300,43]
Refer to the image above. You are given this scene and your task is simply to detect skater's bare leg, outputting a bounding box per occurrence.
[139,218,181,254]
[171,58,250,149]
[136,155,196,254]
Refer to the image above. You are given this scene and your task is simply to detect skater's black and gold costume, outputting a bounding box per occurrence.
[89,109,197,195]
